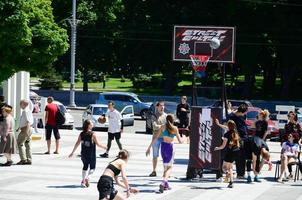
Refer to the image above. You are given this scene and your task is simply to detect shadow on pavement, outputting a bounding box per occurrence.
[47,185,83,189]
[174,158,188,165]
[191,186,223,190]
[135,131,148,135]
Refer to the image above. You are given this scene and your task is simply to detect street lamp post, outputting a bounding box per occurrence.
[69,0,77,107]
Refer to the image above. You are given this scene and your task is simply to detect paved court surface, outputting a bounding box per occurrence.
[1,125,302,200]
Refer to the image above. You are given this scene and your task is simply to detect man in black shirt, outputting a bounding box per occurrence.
[176,96,190,142]
[228,103,248,178]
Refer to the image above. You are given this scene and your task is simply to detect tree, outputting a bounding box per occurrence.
[0,0,69,82]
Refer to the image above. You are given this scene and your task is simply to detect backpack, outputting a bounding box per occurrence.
[55,105,66,125]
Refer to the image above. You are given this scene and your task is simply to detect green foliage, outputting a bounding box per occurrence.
[0,0,69,82]
[38,68,63,90]
[75,69,82,82]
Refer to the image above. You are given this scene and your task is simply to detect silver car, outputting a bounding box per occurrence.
[82,104,134,130]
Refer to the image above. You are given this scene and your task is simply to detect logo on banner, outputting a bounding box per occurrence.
[198,108,212,163]
[178,43,190,55]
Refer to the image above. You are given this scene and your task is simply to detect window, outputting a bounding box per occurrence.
[123,107,133,115]
[93,107,108,115]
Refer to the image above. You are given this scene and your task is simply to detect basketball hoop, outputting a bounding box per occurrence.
[189,55,210,77]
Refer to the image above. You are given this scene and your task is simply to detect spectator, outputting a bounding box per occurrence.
[32,97,40,134]
[44,96,60,154]
[16,100,33,165]
[0,106,16,166]
[176,96,190,143]
[278,133,300,183]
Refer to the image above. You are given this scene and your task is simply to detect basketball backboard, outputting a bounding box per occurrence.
[173,25,236,63]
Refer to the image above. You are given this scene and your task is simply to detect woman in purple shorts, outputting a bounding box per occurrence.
[146,115,183,193]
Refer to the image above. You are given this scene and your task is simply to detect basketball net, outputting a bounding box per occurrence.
[189,55,210,77]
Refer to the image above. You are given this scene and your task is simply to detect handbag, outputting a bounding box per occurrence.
[55,105,66,125]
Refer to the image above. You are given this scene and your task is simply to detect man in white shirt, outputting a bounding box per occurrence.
[100,101,123,158]
[17,100,34,165]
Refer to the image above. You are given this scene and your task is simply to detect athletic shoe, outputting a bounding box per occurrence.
[81,180,86,188]
[100,153,108,158]
[247,175,252,183]
[287,174,293,179]
[159,183,165,193]
[164,181,172,190]
[53,151,59,154]
[85,178,90,187]
[44,151,50,154]
[277,178,284,183]
[254,176,261,182]
[227,182,233,188]
[237,175,245,179]
[149,171,157,177]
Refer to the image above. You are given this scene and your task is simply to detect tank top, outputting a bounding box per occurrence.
[80,131,96,159]
[162,129,176,139]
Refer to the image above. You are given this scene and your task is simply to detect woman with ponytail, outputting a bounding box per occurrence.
[97,149,139,200]
[214,120,241,188]
[146,114,183,193]
[69,120,107,187]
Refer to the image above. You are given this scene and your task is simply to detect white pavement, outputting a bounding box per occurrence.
[1,128,302,200]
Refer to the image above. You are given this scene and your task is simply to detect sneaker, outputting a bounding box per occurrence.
[287,174,293,179]
[85,178,90,187]
[164,181,172,190]
[53,151,59,154]
[100,153,108,158]
[227,182,233,188]
[237,175,245,180]
[81,180,86,188]
[254,176,261,182]
[44,151,50,154]
[277,178,284,183]
[247,175,252,183]
[16,160,27,165]
[149,171,157,177]
[159,183,165,193]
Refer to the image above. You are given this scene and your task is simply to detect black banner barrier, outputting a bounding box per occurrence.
[186,106,223,179]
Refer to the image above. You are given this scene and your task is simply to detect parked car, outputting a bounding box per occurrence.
[54,101,74,129]
[95,92,152,119]
[245,107,279,139]
[145,101,179,134]
[82,104,134,131]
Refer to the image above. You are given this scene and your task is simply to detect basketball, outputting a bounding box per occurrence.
[209,38,221,49]
[98,116,106,124]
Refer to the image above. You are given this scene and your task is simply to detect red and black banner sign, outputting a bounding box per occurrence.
[188,107,223,171]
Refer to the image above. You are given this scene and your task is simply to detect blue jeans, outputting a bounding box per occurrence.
[152,137,163,158]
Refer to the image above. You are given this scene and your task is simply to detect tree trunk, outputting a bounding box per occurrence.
[83,66,88,92]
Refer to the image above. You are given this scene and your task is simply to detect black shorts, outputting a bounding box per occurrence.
[98,175,117,200]
[45,124,60,140]
[81,155,96,170]
[224,149,240,163]
[108,132,121,140]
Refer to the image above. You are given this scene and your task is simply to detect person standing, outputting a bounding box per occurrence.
[228,103,248,178]
[44,96,60,154]
[148,101,167,177]
[16,100,33,165]
[69,119,107,187]
[146,115,183,192]
[100,101,124,158]
[214,120,241,188]
[0,106,16,166]
[176,96,190,143]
